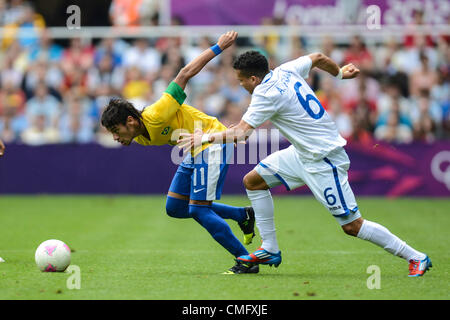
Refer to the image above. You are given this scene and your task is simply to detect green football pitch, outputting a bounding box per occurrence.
[0,195,448,300]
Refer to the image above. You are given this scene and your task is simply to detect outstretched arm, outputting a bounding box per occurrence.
[177,120,254,154]
[147,31,238,125]
[173,31,238,90]
[308,52,360,79]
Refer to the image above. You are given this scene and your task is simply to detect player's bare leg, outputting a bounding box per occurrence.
[343,217,431,277]
[168,191,189,201]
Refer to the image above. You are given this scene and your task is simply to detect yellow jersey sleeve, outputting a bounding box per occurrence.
[144,82,187,125]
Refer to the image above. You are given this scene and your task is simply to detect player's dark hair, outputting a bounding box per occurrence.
[101,98,142,129]
[233,50,269,79]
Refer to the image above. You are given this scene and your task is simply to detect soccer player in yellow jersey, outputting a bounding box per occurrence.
[101,31,258,274]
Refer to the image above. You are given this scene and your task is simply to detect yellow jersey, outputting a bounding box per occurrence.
[133,82,226,153]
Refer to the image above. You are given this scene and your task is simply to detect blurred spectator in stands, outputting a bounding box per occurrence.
[0,79,25,115]
[154,26,182,54]
[347,105,374,145]
[1,54,23,89]
[91,83,115,122]
[25,83,60,128]
[60,67,88,96]
[402,34,439,74]
[15,2,44,49]
[345,79,378,130]
[340,71,379,109]
[21,113,59,145]
[3,37,28,71]
[87,53,124,97]
[377,80,411,120]
[220,69,248,107]
[109,0,142,27]
[411,89,442,136]
[59,97,94,144]
[436,31,449,70]
[109,0,159,26]
[0,91,27,143]
[1,1,45,50]
[0,0,7,26]
[122,38,161,78]
[122,66,151,109]
[253,17,284,60]
[444,109,450,139]
[328,96,353,139]
[60,38,94,74]
[140,0,160,25]
[201,80,226,118]
[152,64,175,100]
[0,107,18,142]
[413,112,436,142]
[28,29,63,63]
[316,76,338,112]
[94,38,125,68]
[410,51,438,98]
[374,109,413,144]
[161,38,185,75]
[219,100,244,128]
[122,66,150,99]
[23,59,63,99]
[412,91,437,143]
[404,9,434,49]
[289,36,306,62]
[218,43,237,69]
[374,37,396,72]
[374,38,413,98]
[65,85,93,114]
[59,40,93,96]
[343,35,374,72]
[377,98,412,131]
[3,0,26,25]
[431,68,450,124]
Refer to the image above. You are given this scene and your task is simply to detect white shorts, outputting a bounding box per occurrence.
[255,145,361,226]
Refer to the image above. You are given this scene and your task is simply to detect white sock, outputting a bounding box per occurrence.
[357,220,426,261]
[246,189,279,254]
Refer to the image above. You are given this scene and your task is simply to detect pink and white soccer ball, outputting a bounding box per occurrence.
[35,239,71,272]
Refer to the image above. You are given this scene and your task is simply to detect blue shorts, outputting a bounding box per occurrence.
[168,143,234,201]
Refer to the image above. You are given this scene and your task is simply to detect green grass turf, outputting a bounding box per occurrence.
[0,195,448,300]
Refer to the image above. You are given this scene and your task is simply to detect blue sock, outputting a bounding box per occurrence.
[211,202,246,223]
[165,196,190,219]
[189,204,248,258]
[166,196,247,223]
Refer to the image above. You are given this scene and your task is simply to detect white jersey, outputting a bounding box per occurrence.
[242,55,347,161]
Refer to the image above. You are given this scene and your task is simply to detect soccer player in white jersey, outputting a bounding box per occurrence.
[178,50,432,277]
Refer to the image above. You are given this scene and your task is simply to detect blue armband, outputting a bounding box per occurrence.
[210,44,222,55]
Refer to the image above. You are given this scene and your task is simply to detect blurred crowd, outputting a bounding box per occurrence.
[0,1,448,147]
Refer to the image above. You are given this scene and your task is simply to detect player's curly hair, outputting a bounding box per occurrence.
[233,50,269,79]
[101,98,142,129]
